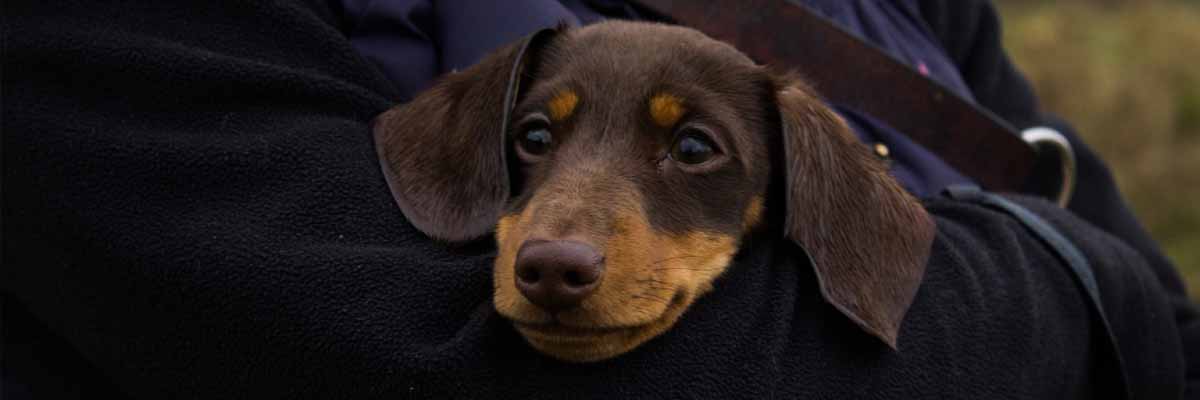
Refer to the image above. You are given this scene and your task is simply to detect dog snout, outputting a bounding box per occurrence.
[514,239,605,313]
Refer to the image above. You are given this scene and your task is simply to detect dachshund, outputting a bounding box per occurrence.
[373,21,935,362]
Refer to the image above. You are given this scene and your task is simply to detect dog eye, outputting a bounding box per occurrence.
[516,116,553,158]
[521,128,553,155]
[670,128,718,165]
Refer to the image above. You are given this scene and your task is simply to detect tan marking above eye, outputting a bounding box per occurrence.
[649,93,686,128]
[547,90,579,122]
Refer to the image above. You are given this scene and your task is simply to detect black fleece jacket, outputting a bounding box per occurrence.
[1,0,1190,398]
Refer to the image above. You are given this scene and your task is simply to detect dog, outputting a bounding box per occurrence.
[373,21,935,362]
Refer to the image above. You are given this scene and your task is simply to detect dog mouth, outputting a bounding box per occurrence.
[507,291,692,361]
[515,322,631,343]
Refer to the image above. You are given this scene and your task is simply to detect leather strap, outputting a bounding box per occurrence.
[629,0,1036,192]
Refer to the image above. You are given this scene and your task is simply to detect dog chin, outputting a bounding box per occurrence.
[506,290,697,362]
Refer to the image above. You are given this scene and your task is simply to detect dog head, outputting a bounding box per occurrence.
[373,21,935,362]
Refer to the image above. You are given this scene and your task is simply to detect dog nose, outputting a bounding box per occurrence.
[514,240,605,313]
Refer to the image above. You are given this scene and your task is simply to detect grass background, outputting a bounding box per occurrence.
[997,0,1200,298]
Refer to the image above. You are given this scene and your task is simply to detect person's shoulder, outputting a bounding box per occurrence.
[912,0,998,48]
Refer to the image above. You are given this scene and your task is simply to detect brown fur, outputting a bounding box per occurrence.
[374,21,935,361]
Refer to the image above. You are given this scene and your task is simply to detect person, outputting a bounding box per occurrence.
[3,0,1193,398]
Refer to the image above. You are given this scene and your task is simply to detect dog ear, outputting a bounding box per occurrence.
[373,29,558,242]
[773,77,935,349]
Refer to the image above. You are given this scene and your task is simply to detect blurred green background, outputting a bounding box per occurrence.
[997,0,1200,298]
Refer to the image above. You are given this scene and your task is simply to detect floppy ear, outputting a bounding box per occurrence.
[373,29,558,242]
[773,78,936,349]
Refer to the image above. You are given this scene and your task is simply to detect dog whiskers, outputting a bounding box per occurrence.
[631,293,670,303]
[648,254,704,265]
[649,266,720,272]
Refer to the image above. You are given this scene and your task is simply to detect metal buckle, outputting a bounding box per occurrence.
[1021,127,1076,207]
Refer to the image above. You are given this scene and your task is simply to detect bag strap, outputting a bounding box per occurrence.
[628,0,1036,193]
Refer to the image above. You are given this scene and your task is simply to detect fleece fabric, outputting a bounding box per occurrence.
[2,0,1187,398]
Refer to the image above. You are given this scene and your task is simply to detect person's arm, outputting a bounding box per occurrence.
[924,194,1184,398]
[3,0,403,397]
[917,1,1200,392]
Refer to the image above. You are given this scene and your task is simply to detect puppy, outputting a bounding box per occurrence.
[373,21,935,362]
